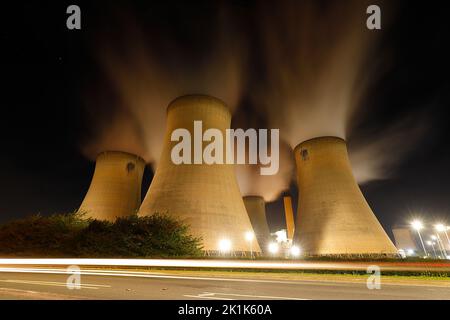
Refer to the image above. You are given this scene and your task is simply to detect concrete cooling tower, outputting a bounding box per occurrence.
[293,137,398,256]
[243,196,271,253]
[79,151,145,221]
[392,227,418,251]
[139,95,261,254]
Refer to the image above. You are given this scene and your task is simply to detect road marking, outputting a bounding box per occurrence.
[0,267,449,289]
[202,291,309,300]
[0,267,318,286]
[184,291,308,300]
[0,279,110,290]
[184,293,234,300]
[0,287,87,300]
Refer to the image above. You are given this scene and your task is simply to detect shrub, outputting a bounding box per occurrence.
[0,212,202,258]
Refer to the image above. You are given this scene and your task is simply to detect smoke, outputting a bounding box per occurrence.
[251,0,426,183]
[349,114,429,183]
[235,140,295,202]
[81,0,428,188]
[253,0,375,146]
[232,106,295,202]
[81,3,246,168]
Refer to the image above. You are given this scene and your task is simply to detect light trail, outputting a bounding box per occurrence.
[1,267,449,289]
[0,258,448,272]
[0,258,363,270]
[0,267,323,285]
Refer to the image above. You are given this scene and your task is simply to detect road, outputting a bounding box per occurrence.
[0,267,449,300]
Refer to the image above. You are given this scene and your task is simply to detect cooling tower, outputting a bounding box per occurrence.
[243,196,270,253]
[79,151,145,221]
[283,196,295,240]
[294,137,398,256]
[392,227,418,251]
[139,95,261,254]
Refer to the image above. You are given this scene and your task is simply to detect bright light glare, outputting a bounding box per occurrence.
[218,239,232,252]
[431,235,437,240]
[274,230,287,243]
[426,241,433,245]
[407,249,414,255]
[268,242,279,254]
[411,220,423,231]
[290,246,301,257]
[245,231,254,241]
[435,224,446,232]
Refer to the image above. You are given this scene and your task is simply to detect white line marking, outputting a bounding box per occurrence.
[183,294,234,300]
[201,291,309,300]
[0,267,448,289]
[184,291,308,300]
[0,279,103,290]
[0,267,315,286]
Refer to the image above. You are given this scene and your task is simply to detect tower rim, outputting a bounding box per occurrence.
[96,150,146,165]
[166,94,231,117]
[243,195,266,201]
[293,136,346,152]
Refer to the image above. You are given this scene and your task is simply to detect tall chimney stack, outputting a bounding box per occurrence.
[283,196,295,241]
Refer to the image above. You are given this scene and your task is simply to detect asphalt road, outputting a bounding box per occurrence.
[0,268,449,300]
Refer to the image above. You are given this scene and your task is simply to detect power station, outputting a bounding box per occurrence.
[79,151,145,221]
[77,111,399,257]
[243,196,271,253]
[293,137,398,256]
[139,95,261,254]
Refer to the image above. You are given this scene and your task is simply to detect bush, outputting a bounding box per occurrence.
[0,212,202,258]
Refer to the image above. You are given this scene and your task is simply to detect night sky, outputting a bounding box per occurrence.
[1,1,449,240]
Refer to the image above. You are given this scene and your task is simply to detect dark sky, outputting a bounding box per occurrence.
[0,1,449,240]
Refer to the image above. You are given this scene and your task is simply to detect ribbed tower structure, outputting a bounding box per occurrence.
[294,137,398,256]
[392,227,418,251]
[139,95,261,254]
[79,151,145,221]
[243,196,270,253]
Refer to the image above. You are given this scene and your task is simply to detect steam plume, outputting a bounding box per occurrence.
[253,0,425,183]
[232,106,295,202]
[82,4,246,168]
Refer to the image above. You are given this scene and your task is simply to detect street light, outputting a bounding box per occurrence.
[427,240,438,258]
[290,245,301,258]
[218,239,232,255]
[245,231,254,259]
[411,220,427,257]
[437,224,450,248]
[268,242,279,256]
[435,224,448,258]
[431,233,445,259]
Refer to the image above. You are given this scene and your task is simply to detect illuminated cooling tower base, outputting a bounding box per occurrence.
[294,137,398,257]
[79,151,145,221]
[243,196,271,254]
[139,95,261,255]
